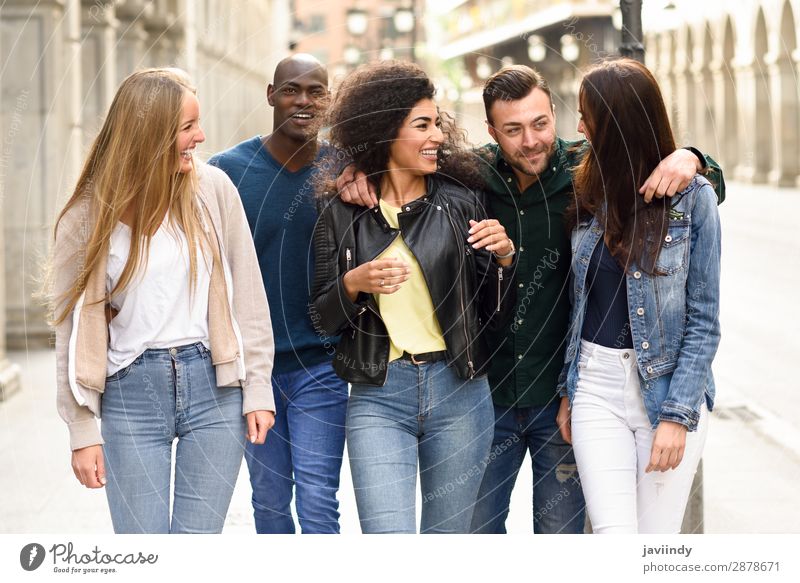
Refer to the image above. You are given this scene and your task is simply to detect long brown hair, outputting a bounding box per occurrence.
[571,58,677,274]
[49,68,215,325]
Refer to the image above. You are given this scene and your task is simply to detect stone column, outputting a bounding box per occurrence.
[80,0,118,147]
[692,63,716,156]
[733,58,771,183]
[115,0,151,83]
[1,0,75,348]
[709,57,738,171]
[672,37,695,146]
[0,5,22,399]
[765,48,800,187]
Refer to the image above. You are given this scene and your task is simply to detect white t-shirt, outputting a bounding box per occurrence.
[105,219,211,376]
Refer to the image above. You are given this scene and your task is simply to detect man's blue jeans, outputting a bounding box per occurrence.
[244,360,348,534]
[470,400,586,533]
[347,360,494,533]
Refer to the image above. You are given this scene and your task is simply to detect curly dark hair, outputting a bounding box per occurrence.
[317,60,485,196]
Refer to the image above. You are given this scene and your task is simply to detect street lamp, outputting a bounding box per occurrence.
[619,0,645,63]
[346,7,368,37]
[527,34,547,62]
[393,5,414,34]
[344,45,361,66]
[476,56,492,80]
[393,2,417,62]
[560,34,580,62]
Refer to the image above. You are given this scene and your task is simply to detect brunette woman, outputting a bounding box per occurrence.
[556,59,721,533]
[311,61,517,533]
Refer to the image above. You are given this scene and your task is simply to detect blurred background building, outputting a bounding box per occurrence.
[0,0,289,397]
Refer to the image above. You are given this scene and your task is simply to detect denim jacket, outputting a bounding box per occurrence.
[557,175,721,431]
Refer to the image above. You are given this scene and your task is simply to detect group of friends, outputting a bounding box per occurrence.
[51,52,723,535]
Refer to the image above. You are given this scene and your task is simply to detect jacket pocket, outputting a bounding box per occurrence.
[653,220,690,274]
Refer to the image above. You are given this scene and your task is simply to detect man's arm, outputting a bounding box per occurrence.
[639,147,725,203]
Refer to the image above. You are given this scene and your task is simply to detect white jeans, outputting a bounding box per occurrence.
[571,340,708,534]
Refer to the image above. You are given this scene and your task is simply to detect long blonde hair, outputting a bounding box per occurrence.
[51,68,215,326]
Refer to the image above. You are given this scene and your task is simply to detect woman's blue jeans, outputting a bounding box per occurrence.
[347,360,494,533]
[100,342,246,533]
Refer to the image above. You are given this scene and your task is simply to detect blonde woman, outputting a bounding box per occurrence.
[49,68,275,533]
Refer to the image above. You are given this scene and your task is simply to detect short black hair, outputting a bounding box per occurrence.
[483,65,552,123]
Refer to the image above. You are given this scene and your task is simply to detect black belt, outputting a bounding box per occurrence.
[399,350,448,365]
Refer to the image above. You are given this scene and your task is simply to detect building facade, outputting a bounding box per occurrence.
[643,0,800,187]
[291,0,423,83]
[0,0,289,366]
[426,0,619,142]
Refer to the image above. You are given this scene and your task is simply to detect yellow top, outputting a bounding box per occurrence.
[374,199,447,361]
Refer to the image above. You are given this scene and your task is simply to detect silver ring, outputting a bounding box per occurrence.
[379,279,385,287]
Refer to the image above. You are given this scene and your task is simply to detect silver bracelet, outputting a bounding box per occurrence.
[494,239,516,259]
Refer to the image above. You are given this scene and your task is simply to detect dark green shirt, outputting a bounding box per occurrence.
[477,139,725,409]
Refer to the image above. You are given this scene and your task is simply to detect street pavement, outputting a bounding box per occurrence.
[1,181,798,534]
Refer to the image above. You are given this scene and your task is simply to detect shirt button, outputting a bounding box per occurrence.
[665,235,673,243]
[633,271,642,279]
[552,167,556,172]
[405,207,411,212]
[641,341,650,350]
[170,348,178,356]
[647,365,655,373]
[517,319,523,325]
[519,246,524,252]
[520,210,525,215]
[636,307,644,316]
[518,283,524,288]
[517,354,523,360]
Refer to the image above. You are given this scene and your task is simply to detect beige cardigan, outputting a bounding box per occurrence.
[54,162,275,451]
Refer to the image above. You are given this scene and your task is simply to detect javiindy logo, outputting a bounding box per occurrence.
[20,543,46,571]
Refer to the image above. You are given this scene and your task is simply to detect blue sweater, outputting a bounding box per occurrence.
[209,136,335,374]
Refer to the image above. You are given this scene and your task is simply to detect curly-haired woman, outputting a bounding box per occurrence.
[49,68,275,533]
[311,61,517,533]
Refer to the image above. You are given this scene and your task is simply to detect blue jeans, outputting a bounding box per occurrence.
[470,401,586,533]
[347,360,494,533]
[101,342,246,533]
[244,360,348,534]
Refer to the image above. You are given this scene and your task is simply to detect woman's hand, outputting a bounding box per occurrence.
[468,219,514,266]
[71,445,106,488]
[336,164,377,208]
[646,420,688,472]
[246,410,275,445]
[342,258,410,301]
[556,396,572,444]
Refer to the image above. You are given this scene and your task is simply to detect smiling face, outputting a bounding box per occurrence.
[176,91,205,174]
[268,59,329,142]
[487,87,557,181]
[387,98,444,177]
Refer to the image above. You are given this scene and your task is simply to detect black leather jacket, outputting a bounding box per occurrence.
[310,175,517,386]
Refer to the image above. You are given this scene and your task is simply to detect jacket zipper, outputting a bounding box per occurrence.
[346,247,352,271]
[497,267,503,312]
[445,204,474,378]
